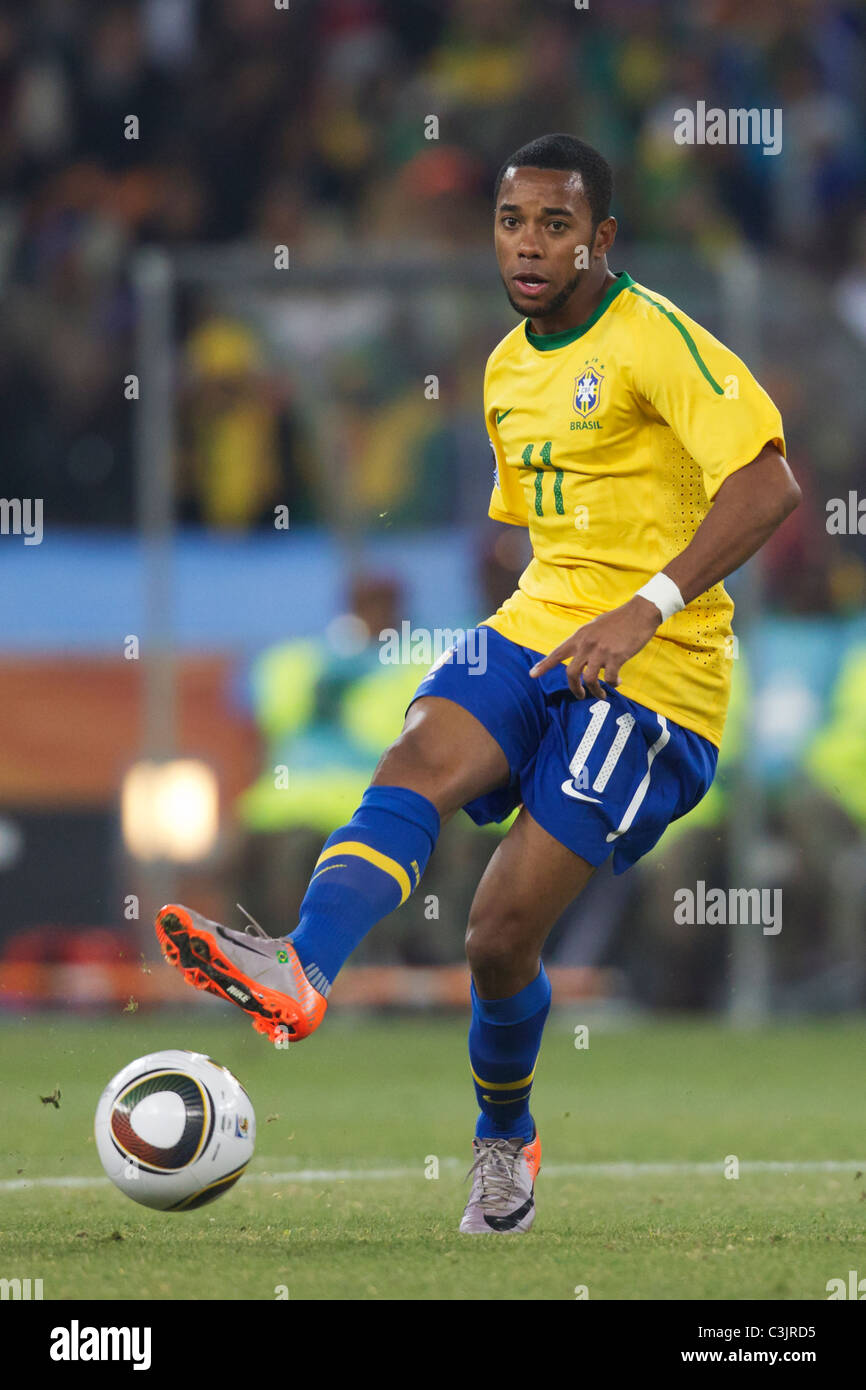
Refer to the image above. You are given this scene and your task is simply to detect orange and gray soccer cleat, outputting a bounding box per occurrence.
[155,904,327,1043]
[459,1130,541,1233]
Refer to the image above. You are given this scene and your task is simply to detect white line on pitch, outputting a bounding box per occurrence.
[1,1158,864,1193]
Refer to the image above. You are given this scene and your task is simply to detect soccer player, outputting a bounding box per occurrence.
[156,135,799,1234]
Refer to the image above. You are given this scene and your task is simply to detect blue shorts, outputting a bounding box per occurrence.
[409,627,718,874]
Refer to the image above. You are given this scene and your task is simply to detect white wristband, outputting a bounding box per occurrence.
[635,572,685,623]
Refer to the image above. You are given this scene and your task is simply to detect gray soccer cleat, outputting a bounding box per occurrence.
[458,1132,541,1234]
[155,902,328,1042]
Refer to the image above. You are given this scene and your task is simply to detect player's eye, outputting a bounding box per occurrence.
[500,216,519,228]
[548,221,567,232]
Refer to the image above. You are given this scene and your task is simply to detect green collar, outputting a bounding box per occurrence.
[524,271,633,351]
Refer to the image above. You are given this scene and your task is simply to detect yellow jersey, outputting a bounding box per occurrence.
[483,270,786,747]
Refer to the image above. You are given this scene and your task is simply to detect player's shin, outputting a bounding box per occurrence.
[469,965,552,1144]
[287,785,440,995]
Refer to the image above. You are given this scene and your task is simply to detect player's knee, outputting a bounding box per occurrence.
[464,906,535,980]
[372,724,460,812]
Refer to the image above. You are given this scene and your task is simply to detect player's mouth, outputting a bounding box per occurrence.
[512,273,550,298]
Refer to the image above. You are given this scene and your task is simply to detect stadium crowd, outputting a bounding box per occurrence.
[2,0,865,553]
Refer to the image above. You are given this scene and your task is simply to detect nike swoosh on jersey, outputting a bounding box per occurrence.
[496,408,514,424]
[561,779,603,804]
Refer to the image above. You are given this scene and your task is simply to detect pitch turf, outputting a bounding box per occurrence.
[0,1011,864,1300]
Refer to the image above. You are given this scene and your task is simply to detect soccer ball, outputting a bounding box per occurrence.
[94,1049,255,1211]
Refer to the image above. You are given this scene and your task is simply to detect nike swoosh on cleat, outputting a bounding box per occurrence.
[496,408,514,424]
[483,1193,534,1231]
[214,926,274,958]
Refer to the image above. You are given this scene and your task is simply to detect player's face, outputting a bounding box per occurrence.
[495,167,599,320]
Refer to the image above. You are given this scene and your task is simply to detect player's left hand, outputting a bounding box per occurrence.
[529,595,661,699]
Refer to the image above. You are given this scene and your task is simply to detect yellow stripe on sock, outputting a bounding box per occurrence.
[470,1066,536,1091]
[313,841,412,904]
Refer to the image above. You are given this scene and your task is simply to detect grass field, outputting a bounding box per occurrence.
[1,1009,864,1301]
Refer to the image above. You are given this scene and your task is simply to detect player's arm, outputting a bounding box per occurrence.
[530,443,799,699]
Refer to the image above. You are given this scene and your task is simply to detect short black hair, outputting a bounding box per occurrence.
[494,134,613,228]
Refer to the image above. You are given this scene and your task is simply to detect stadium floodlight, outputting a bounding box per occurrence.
[121,759,219,862]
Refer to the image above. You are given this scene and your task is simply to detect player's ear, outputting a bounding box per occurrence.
[592,216,617,260]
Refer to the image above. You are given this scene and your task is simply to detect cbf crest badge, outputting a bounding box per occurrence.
[573,365,604,417]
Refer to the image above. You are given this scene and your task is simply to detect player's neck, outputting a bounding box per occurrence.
[528,267,618,338]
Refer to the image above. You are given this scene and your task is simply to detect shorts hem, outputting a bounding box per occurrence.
[519,793,611,870]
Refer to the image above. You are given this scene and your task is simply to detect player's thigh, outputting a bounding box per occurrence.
[466,806,595,977]
[370,695,510,820]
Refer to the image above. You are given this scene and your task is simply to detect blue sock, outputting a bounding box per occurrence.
[288,785,440,994]
[469,965,551,1143]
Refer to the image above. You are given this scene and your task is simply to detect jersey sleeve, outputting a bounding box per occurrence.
[632,296,786,500]
[485,359,529,527]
